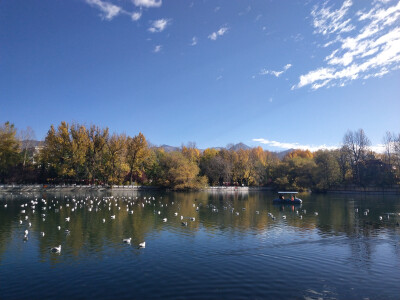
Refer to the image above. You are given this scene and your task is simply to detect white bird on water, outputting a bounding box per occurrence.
[111,215,116,219]
[163,218,167,222]
[139,242,146,248]
[51,245,61,253]
[123,238,131,244]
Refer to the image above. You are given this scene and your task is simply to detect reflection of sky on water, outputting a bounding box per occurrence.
[0,191,399,299]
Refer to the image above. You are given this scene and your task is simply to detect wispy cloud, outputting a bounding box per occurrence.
[208,26,229,40]
[133,0,162,8]
[190,36,198,46]
[85,0,122,20]
[85,0,142,21]
[293,0,400,90]
[260,64,292,77]
[148,18,171,33]
[153,45,162,53]
[311,0,354,36]
[253,138,386,153]
[253,138,338,152]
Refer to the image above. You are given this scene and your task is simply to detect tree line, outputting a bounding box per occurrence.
[1,121,399,191]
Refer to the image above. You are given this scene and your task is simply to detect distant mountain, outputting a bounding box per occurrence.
[157,144,180,152]
[275,149,295,160]
[227,143,251,151]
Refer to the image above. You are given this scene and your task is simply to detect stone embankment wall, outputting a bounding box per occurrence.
[327,185,400,195]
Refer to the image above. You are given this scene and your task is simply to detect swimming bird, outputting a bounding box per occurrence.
[123,238,131,244]
[24,229,29,236]
[181,222,188,226]
[282,215,286,220]
[50,245,61,253]
[139,242,146,248]
[40,232,45,237]
[111,215,116,219]
[256,211,260,214]
[65,217,70,222]
[163,218,167,222]
[174,212,178,216]
[190,217,195,221]
[57,226,61,230]
[314,212,319,216]
[379,216,383,220]
[103,218,106,223]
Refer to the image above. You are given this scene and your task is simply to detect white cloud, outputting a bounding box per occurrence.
[260,63,292,78]
[86,0,143,22]
[153,45,162,53]
[208,26,229,40]
[131,11,142,21]
[148,18,171,33]
[85,0,122,20]
[190,36,198,46]
[253,138,338,152]
[294,0,400,90]
[311,0,355,36]
[253,138,386,153]
[133,0,162,8]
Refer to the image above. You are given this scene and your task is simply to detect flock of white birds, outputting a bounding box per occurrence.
[3,193,399,255]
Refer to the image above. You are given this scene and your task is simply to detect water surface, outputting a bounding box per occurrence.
[0,191,399,299]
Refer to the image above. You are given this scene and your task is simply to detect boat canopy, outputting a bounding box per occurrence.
[278,191,298,194]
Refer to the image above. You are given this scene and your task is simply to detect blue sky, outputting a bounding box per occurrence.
[1,0,399,152]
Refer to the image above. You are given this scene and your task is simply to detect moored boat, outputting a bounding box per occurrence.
[273,191,302,204]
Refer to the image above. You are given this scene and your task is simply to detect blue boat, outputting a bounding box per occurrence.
[273,192,302,204]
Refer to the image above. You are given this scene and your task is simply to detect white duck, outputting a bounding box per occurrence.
[50,245,61,253]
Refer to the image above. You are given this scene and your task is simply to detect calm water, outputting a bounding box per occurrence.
[0,190,399,299]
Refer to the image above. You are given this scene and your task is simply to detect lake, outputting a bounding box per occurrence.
[0,190,399,299]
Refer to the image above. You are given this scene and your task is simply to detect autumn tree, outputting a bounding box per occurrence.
[86,125,109,184]
[70,124,90,181]
[126,132,149,185]
[40,122,74,181]
[0,122,20,182]
[160,151,207,190]
[104,133,127,185]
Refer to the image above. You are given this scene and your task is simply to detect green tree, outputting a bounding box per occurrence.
[313,150,340,191]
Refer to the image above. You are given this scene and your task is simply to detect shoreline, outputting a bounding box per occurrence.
[0,184,399,194]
